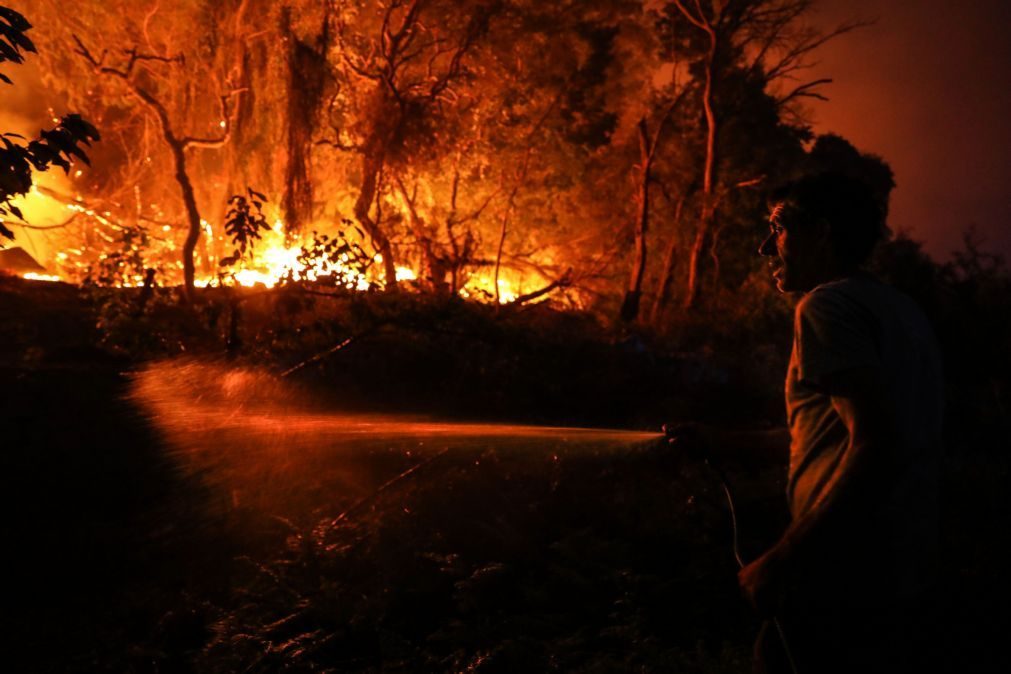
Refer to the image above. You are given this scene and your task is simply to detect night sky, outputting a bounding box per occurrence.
[809,0,1011,261]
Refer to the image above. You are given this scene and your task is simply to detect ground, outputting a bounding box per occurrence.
[2,275,1007,672]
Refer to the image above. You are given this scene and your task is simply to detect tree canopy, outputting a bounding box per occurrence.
[7,0,887,319]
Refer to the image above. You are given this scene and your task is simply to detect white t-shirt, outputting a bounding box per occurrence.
[785,272,943,597]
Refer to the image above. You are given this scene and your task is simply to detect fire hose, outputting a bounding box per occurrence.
[662,424,800,674]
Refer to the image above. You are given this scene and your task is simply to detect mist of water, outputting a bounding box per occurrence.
[129,358,661,444]
[127,358,662,514]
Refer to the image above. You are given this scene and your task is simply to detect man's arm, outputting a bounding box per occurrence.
[667,425,790,470]
[739,366,901,611]
[714,427,791,470]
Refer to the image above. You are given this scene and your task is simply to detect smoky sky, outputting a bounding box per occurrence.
[807,0,1011,261]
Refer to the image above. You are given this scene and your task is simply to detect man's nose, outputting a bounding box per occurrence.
[758,232,776,257]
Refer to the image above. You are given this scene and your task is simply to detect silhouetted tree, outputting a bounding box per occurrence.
[663,0,866,309]
[806,133,895,218]
[1,6,98,245]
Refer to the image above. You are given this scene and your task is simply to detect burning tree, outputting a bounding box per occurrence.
[71,36,242,302]
[326,0,498,291]
[7,0,880,319]
[325,0,638,299]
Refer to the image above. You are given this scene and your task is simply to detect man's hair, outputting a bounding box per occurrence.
[768,172,886,268]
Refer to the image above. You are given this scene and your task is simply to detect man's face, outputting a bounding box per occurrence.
[758,201,827,293]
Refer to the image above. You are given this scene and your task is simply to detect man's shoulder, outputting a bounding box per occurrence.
[796,273,941,372]
[794,276,876,327]
[798,273,917,324]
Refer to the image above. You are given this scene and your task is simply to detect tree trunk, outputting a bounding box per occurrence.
[354,151,398,290]
[133,268,157,318]
[684,25,718,310]
[72,35,234,305]
[493,207,510,304]
[175,142,204,304]
[620,119,654,323]
[395,176,448,292]
[683,221,709,309]
[649,194,686,325]
[494,139,538,304]
[281,8,328,234]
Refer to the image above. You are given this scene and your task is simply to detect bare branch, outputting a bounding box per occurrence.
[32,185,175,240]
[493,100,557,302]
[734,176,766,189]
[73,34,180,143]
[340,50,383,81]
[454,190,499,226]
[2,212,84,231]
[764,18,871,82]
[672,0,711,32]
[509,269,573,305]
[775,77,832,105]
[141,1,161,52]
[179,90,245,149]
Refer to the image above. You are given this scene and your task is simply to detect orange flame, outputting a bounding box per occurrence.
[22,272,62,282]
[10,189,562,305]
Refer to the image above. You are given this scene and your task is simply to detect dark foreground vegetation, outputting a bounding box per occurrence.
[2,238,1009,672]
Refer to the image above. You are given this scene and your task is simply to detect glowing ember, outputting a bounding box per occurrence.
[22,272,62,282]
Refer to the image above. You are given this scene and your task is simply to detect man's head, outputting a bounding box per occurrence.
[759,172,886,293]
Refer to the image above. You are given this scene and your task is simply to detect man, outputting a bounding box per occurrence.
[682,173,943,672]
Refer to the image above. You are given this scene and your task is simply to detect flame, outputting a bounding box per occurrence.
[395,267,417,282]
[22,272,62,282]
[9,186,562,304]
[459,272,520,304]
[205,230,543,303]
[201,222,416,291]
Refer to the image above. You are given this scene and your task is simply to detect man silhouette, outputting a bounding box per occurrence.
[671,173,944,671]
[735,172,944,673]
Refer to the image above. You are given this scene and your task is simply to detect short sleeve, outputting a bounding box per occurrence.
[794,287,880,389]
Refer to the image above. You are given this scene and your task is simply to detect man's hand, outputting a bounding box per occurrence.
[662,422,716,460]
[738,547,791,616]
[663,423,789,470]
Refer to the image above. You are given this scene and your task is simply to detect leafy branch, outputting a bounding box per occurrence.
[219,188,271,267]
[0,5,35,83]
[1,6,99,243]
[295,222,376,288]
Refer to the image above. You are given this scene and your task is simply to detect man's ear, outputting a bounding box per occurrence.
[813,217,833,246]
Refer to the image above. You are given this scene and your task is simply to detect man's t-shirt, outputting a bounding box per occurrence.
[785,272,943,597]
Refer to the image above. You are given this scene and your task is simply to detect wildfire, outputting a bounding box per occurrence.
[221,253,417,290]
[200,219,417,290]
[8,189,554,304]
